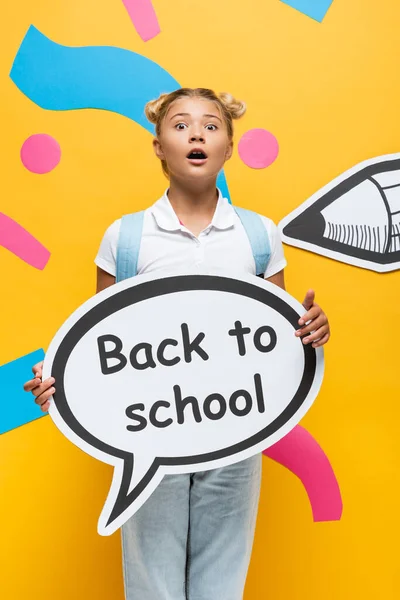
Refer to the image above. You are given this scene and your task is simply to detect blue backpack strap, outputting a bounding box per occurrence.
[116,211,145,282]
[234,207,271,276]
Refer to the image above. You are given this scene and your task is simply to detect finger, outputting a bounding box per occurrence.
[40,400,51,412]
[312,333,330,348]
[303,327,329,344]
[298,306,322,327]
[31,361,44,378]
[302,326,329,344]
[302,289,315,312]
[296,315,328,337]
[34,387,55,406]
[23,377,42,392]
[30,377,55,398]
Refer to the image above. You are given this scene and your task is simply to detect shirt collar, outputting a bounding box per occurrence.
[151,189,236,232]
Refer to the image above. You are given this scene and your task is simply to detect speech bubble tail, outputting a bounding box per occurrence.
[97,454,164,536]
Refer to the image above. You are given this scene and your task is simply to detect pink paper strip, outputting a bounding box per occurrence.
[263,425,343,522]
[0,212,50,270]
[121,0,161,41]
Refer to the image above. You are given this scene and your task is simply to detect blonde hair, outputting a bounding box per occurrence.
[144,88,246,177]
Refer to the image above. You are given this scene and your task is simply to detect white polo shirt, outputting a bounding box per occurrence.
[95,190,287,279]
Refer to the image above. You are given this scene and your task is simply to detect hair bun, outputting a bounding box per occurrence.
[218,92,246,120]
[144,94,170,124]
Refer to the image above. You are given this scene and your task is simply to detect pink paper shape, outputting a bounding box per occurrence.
[238,128,279,169]
[263,425,343,522]
[121,0,161,41]
[0,212,50,269]
[20,134,61,174]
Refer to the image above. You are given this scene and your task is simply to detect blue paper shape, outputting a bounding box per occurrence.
[9,25,230,198]
[0,349,46,435]
[280,0,334,22]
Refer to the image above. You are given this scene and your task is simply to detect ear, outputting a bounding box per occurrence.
[225,139,233,161]
[153,138,165,161]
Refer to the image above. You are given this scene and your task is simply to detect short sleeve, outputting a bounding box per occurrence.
[94,219,121,277]
[259,216,287,279]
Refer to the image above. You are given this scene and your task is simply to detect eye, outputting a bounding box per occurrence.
[206,124,217,131]
[175,122,187,130]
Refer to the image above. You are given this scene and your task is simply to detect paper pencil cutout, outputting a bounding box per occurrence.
[279,154,400,272]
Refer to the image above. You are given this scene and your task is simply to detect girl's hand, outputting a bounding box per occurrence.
[296,289,330,348]
[23,361,55,412]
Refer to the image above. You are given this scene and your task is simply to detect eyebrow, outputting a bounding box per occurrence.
[169,112,222,122]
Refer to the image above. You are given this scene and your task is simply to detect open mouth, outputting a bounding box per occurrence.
[187,149,208,161]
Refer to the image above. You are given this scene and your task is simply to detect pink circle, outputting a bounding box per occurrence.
[238,128,279,169]
[20,134,61,174]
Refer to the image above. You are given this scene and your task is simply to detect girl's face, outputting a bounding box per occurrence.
[153,97,233,184]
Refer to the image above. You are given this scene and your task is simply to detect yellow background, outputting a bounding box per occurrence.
[1,0,400,597]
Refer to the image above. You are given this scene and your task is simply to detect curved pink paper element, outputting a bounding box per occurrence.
[238,128,279,169]
[263,425,343,522]
[21,134,61,174]
[121,0,161,41]
[0,212,50,270]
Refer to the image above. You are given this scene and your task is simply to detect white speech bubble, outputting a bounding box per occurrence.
[44,271,324,535]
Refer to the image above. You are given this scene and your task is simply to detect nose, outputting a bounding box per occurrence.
[190,135,205,143]
[189,127,205,143]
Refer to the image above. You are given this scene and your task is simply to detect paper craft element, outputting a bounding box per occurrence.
[279,154,400,272]
[0,349,46,435]
[121,0,161,41]
[264,425,342,522]
[0,212,50,269]
[9,25,230,199]
[43,271,324,535]
[9,25,176,132]
[279,0,334,22]
[238,129,279,169]
[20,133,61,173]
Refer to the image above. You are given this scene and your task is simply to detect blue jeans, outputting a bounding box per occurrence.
[121,454,262,600]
